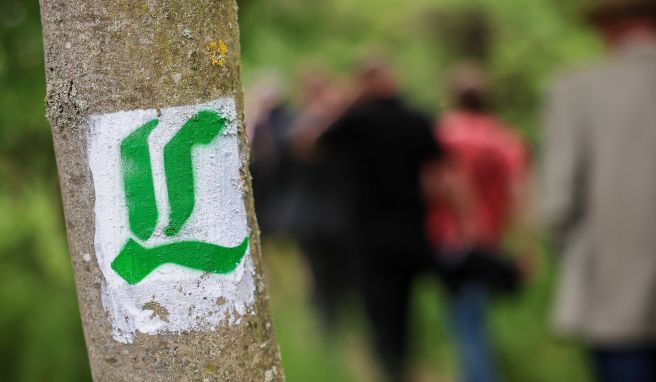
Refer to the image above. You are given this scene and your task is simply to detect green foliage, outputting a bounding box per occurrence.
[0,188,91,381]
[1,0,92,380]
[1,0,599,380]
[239,0,601,145]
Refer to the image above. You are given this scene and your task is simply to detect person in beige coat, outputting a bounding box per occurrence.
[542,1,656,381]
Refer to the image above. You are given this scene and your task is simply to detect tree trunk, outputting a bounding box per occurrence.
[39,0,283,380]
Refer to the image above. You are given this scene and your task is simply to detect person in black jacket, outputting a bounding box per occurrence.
[249,84,295,238]
[287,72,358,332]
[320,59,444,382]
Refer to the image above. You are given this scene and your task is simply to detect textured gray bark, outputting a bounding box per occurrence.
[39,0,283,380]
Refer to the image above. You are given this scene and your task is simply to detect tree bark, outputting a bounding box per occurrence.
[39,0,282,380]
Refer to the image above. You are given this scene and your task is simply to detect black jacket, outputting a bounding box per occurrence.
[322,96,443,255]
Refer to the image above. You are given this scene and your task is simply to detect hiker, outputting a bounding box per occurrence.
[287,69,358,332]
[319,58,444,382]
[248,75,295,237]
[424,63,528,382]
[542,1,656,381]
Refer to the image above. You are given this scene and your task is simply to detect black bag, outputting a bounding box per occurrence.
[437,247,522,295]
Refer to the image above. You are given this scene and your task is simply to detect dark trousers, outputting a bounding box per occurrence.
[591,346,656,382]
[356,237,437,382]
[298,234,354,332]
[359,263,413,382]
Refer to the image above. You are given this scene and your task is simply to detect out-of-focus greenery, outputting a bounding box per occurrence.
[1,0,599,380]
[239,0,601,143]
[1,0,92,381]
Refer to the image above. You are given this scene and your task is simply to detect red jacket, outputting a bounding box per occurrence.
[426,111,528,249]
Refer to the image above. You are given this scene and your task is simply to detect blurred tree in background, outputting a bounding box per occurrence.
[1,0,599,380]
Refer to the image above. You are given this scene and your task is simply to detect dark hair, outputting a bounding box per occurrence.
[586,1,656,26]
[456,87,488,112]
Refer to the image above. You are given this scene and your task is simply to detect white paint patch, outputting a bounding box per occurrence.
[88,98,255,343]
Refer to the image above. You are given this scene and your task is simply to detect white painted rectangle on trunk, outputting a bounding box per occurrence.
[87,98,255,343]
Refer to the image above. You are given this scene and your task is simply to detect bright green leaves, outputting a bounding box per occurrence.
[163,110,226,237]
[113,110,247,284]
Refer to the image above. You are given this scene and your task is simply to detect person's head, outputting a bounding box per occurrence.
[355,56,399,101]
[297,67,331,104]
[446,63,490,113]
[251,71,285,110]
[586,0,656,49]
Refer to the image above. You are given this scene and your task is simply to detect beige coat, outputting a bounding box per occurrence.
[542,41,656,346]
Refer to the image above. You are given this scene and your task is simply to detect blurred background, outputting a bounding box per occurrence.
[0,0,605,381]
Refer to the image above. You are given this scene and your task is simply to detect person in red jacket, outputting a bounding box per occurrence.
[424,63,529,382]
